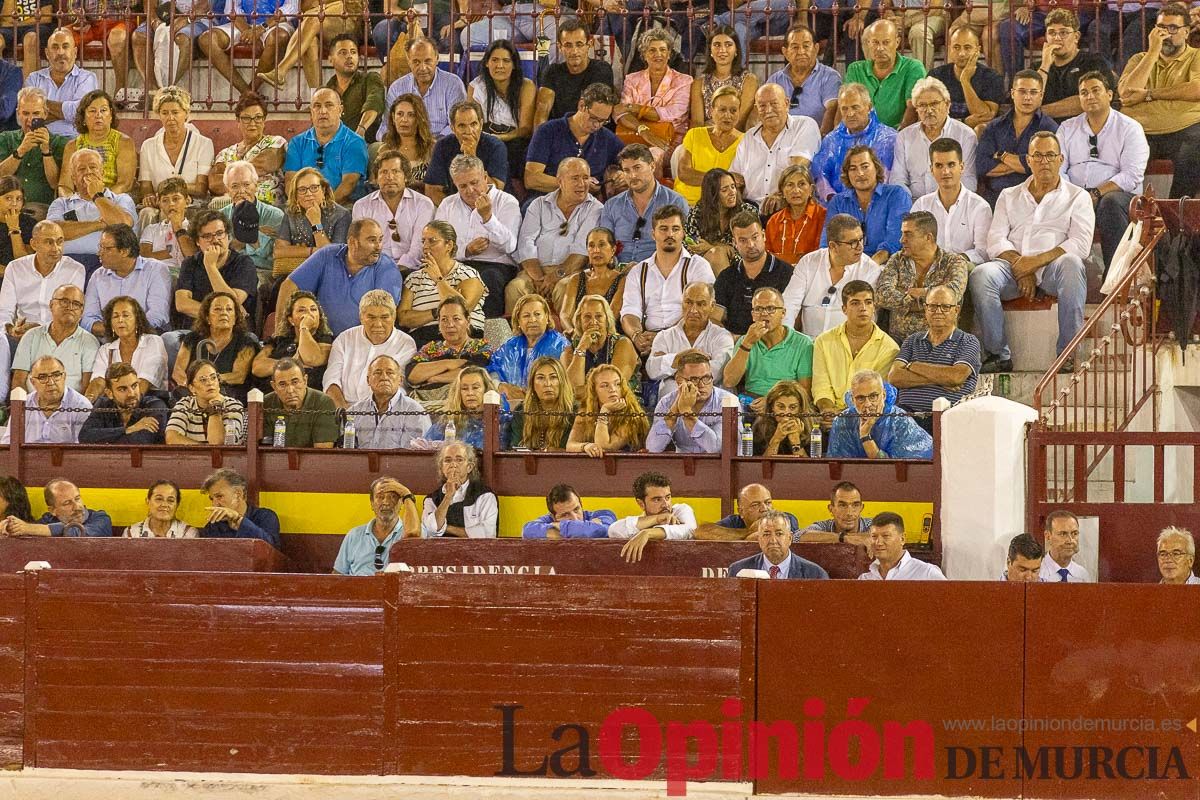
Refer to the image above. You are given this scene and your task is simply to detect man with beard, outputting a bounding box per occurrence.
[714,211,794,337]
[729,511,829,579]
[352,149,435,270]
[333,476,421,575]
[599,144,690,266]
[79,362,167,444]
[1039,509,1091,582]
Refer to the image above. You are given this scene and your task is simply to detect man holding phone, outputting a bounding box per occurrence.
[0,87,69,209]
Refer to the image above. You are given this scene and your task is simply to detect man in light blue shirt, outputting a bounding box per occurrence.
[333,476,420,576]
[220,160,286,285]
[47,149,136,272]
[284,88,369,204]
[522,484,616,539]
[82,224,172,334]
[0,356,92,445]
[24,29,97,137]
[11,285,99,394]
[766,24,842,132]
[346,355,431,449]
[598,144,689,265]
[382,37,465,139]
[647,348,736,454]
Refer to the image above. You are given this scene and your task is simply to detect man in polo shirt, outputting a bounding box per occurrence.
[695,483,800,541]
[729,83,820,205]
[333,476,421,575]
[714,211,794,336]
[766,24,842,133]
[175,211,259,325]
[325,34,385,142]
[646,282,735,397]
[277,219,403,337]
[0,87,69,208]
[890,76,977,198]
[810,83,898,199]
[976,70,1060,204]
[859,512,947,580]
[1,356,91,444]
[1118,2,1200,199]
[797,481,874,545]
[219,161,286,287]
[383,37,466,139]
[1039,509,1091,582]
[526,82,623,199]
[352,149,436,271]
[876,211,972,343]
[647,348,737,454]
[843,19,925,129]
[284,88,369,204]
[911,138,992,265]
[600,144,690,266]
[811,280,899,424]
[262,359,339,448]
[11,285,97,393]
[534,19,616,126]
[1035,8,1117,122]
[46,148,135,272]
[82,224,172,335]
[619,205,715,359]
[723,287,813,405]
[929,27,1003,128]
[888,285,981,434]
[424,99,507,205]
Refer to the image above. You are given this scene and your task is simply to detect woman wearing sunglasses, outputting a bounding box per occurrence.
[273,168,352,264]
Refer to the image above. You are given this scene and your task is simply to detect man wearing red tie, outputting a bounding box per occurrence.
[728,511,829,579]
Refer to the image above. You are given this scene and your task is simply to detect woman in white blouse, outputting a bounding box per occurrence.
[137,86,215,207]
[421,440,498,539]
[124,480,199,539]
[84,296,168,403]
[466,39,535,190]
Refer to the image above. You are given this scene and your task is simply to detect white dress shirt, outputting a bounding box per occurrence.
[607,503,698,540]
[0,255,86,327]
[889,117,978,198]
[987,177,1096,277]
[433,185,521,266]
[1039,557,1093,583]
[729,115,821,202]
[646,321,735,397]
[516,191,603,266]
[859,550,948,580]
[782,248,883,337]
[1057,109,1149,194]
[620,249,716,333]
[353,188,436,269]
[323,326,418,406]
[90,334,169,390]
[912,186,993,264]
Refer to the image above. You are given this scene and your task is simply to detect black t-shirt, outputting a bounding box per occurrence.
[1044,51,1115,119]
[175,251,260,322]
[539,59,616,121]
[0,209,35,265]
[713,255,795,336]
[928,63,1006,121]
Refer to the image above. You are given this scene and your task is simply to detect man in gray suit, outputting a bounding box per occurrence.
[729,511,829,579]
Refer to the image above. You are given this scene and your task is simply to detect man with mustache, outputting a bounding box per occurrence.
[333,476,421,575]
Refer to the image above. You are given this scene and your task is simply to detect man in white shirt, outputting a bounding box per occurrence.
[620,205,716,358]
[859,512,948,580]
[1039,509,1092,582]
[433,154,520,319]
[608,471,697,563]
[1155,526,1199,585]
[782,214,882,337]
[969,132,1094,373]
[646,282,735,397]
[911,138,992,264]
[0,220,85,338]
[323,289,417,409]
[729,82,820,204]
[890,76,978,198]
[352,148,435,271]
[1057,70,1149,271]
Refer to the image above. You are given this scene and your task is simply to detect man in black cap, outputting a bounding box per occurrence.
[219,160,284,289]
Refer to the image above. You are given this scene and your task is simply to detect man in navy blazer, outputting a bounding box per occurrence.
[729,511,829,579]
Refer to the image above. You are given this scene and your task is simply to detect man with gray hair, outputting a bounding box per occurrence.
[810,83,898,199]
[0,86,69,208]
[219,159,285,285]
[646,281,735,398]
[890,76,977,198]
[730,82,820,204]
[876,211,971,342]
[826,368,933,459]
[424,99,507,205]
[324,289,416,408]
[47,148,135,271]
[433,153,520,319]
[1156,526,1199,584]
[0,220,85,336]
[346,354,431,449]
[198,468,281,549]
[0,355,91,444]
[729,510,829,580]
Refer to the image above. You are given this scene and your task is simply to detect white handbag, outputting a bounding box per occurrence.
[1100,220,1144,296]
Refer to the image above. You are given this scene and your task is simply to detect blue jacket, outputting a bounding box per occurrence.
[811,111,898,198]
[826,382,933,460]
[488,329,570,392]
[729,552,829,579]
[522,510,617,539]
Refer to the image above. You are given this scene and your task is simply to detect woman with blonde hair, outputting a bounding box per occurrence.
[425,364,498,449]
[510,356,575,450]
[274,167,352,261]
[135,85,214,204]
[752,380,813,456]
[566,364,649,457]
[560,294,638,396]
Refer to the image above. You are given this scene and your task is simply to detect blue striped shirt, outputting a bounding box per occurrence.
[894,328,981,412]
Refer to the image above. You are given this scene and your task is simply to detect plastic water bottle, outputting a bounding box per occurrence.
[272,416,287,447]
[740,421,753,456]
[809,426,823,459]
[444,419,457,442]
[342,417,357,450]
[223,416,238,445]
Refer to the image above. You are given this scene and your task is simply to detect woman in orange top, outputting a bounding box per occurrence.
[765,164,825,264]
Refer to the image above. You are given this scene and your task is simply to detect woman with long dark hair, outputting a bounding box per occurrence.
[689,24,757,129]
[0,476,32,523]
[373,94,436,192]
[685,167,758,275]
[467,39,535,187]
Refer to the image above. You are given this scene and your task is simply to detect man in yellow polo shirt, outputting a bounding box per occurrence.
[1118,2,1200,198]
[811,280,899,429]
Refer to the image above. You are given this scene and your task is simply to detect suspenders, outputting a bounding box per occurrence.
[639,256,692,330]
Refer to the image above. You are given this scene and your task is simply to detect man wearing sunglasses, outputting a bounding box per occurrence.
[1057,71,1149,271]
[1118,2,1200,199]
[332,476,420,576]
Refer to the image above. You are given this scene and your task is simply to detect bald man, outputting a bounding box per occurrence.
[844,19,926,129]
[695,484,801,540]
[284,87,369,204]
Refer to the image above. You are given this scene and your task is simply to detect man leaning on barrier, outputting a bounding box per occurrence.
[522,484,617,540]
[695,483,799,542]
[796,480,873,545]
[608,471,697,563]
[333,476,420,576]
[198,468,281,550]
[4,478,112,537]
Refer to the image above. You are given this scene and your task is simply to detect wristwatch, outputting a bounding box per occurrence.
[1145,89,1154,102]
[859,435,872,444]
[312,222,324,232]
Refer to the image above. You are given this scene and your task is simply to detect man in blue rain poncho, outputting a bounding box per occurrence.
[827,369,933,460]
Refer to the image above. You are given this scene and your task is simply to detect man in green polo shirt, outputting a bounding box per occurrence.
[722,287,814,408]
[0,87,69,208]
[844,19,926,129]
[326,34,386,142]
[263,358,339,448]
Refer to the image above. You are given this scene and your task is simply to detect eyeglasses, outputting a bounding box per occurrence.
[632,216,646,241]
[1044,27,1076,38]
[199,230,228,242]
[1157,549,1189,559]
[1028,152,1061,163]
[374,543,388,571]
[387,218,402,243]
[315,144,325,169]
[1156,22,1187,33]
[926,303,958,313]
[833,237,864,249]
[52,299,83,309]
[751,305,782,315]
[1088,133,1099,160]
[31,370,65,382]
[681,374,714,386]
[238,114,266,124]
[820,285,838,306]
[914,101,944,111]
[296,184,323,195]
[852,391,882,403]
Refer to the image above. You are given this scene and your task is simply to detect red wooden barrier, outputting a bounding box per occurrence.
[0,574,23,768]
[0,538,291,574]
